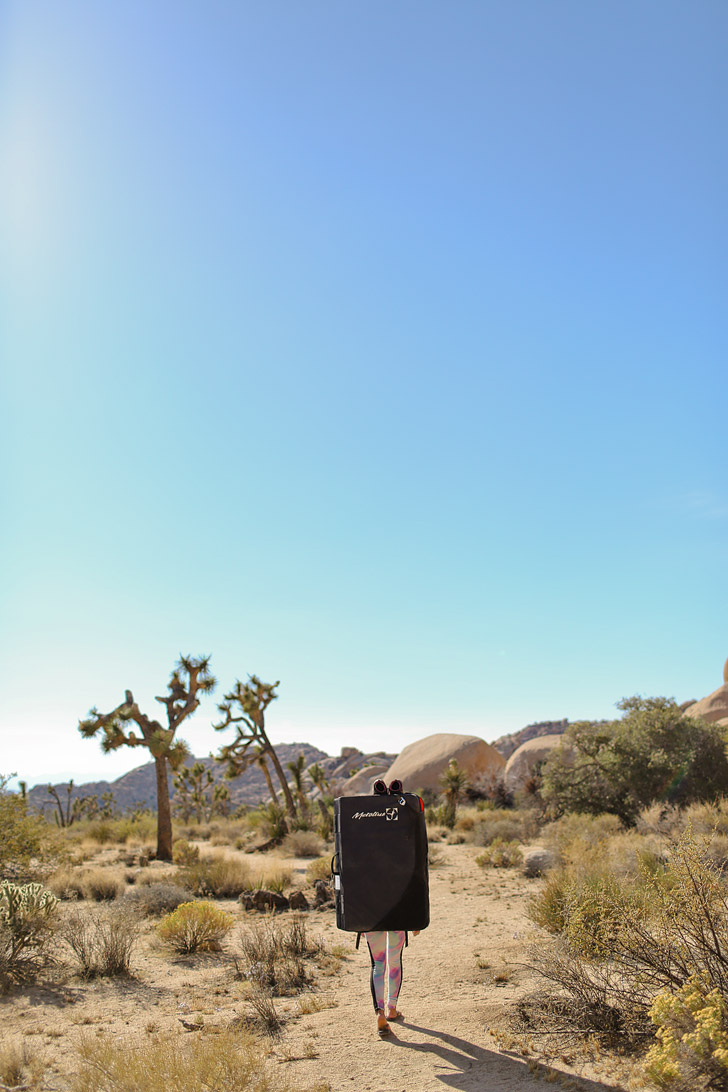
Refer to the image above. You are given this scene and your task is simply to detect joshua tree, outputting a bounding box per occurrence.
[79,655,216,860]
[286,753,311,814]
[47,780,76,827]
[440,759,469,829]
[174,760,230,822]
[214,676,296,818]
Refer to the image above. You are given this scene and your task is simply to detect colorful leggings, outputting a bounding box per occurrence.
[364,930,406,1013]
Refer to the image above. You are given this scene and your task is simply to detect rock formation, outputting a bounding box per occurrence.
[503,734,566,793]
[381,733,505,793]
[683,657,728,727]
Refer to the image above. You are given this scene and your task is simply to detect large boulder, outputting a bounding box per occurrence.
[504,734,565,793]
[382,733,505,793]
[337,763,392,797]
[683,683,728,725]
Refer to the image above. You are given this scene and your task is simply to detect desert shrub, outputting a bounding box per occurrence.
[427,845,445,868]
[157,900,234,953]
[636,803,682,838]
[541,811,624,867]
[135,867,178,887]
[61,905,138,978]
[305,857,332,884]
[527,833,728,1048]
[47,865,86,900]
[475,839,523,869]
[645,976,728,1091]
[470,811,536,847]
[680,800,728,838]
[123,883,191,917]
[0,781,59,877]
[251,802,288,841]
[172,839,200,866]
[235,917,322,995]
[249,867,292,895]
[81,868,124,902]
[0,881,59,991]
[280,831,324,858]
[180,853,251,898]
[71,1028,294,1092]
[528,863,640,955]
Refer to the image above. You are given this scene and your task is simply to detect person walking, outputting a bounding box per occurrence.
[363,927,420,1038]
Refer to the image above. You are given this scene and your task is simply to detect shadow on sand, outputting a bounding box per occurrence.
[385,1021,628,1091]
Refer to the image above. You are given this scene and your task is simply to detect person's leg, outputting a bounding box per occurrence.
[364,932,390,1034]
[385,931,406,1019]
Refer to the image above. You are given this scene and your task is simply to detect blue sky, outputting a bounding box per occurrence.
[2,1,726,788]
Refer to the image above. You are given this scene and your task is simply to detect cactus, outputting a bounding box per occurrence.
[0,881,58,926]
[0,882,58,984]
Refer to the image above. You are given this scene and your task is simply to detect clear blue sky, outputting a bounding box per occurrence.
[2,1,726,788]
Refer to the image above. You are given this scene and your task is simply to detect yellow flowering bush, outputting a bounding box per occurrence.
[645,977,728,1090]
[157,900,234,953]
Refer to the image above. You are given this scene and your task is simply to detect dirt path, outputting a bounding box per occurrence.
[278,844,629,1092]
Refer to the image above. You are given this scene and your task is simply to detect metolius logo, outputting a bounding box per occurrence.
[385,808,399,821]
[352,811,387,820]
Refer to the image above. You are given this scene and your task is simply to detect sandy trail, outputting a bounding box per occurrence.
[279,843,627,1092]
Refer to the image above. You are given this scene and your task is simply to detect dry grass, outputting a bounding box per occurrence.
[235,917,324,996]
[279,831,325,858]
[0,1039,43,1089]
[80,868,125,902]
[305,857,331,884]
[122,883,191,917]
[61,906,139,978]
[180,853,251,898]
[70,1028,300,1092]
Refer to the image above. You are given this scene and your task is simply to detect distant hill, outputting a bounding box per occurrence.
[27,742,397,815]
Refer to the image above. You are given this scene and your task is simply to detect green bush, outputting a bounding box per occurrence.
[541,698,728,825]
[157,900,234,953]
[0,783,58,876]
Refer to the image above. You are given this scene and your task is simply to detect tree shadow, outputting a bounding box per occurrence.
[386,1022,628,1091]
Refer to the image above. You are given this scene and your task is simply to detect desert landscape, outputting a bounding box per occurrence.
[0,828,627,1092]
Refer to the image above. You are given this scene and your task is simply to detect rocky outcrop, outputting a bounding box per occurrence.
[490,720,569,761]
[683,659,728,725]
[337,764,392,797]
[382,733,505,794]
[504,734,566,793]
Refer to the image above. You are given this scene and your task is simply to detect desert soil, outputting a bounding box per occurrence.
[1,843,631,1092]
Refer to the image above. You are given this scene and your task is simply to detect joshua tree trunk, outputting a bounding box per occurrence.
[155,756,173,860]
[266,746,297,817]
[259,754,279,807]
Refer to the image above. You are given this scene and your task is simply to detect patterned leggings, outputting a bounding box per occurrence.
[364,930,406,1012]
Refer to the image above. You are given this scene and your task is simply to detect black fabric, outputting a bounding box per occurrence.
[333,792,430,932]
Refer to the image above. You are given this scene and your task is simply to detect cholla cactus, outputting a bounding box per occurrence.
[0,882,58,985]
[0,881,58,927]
